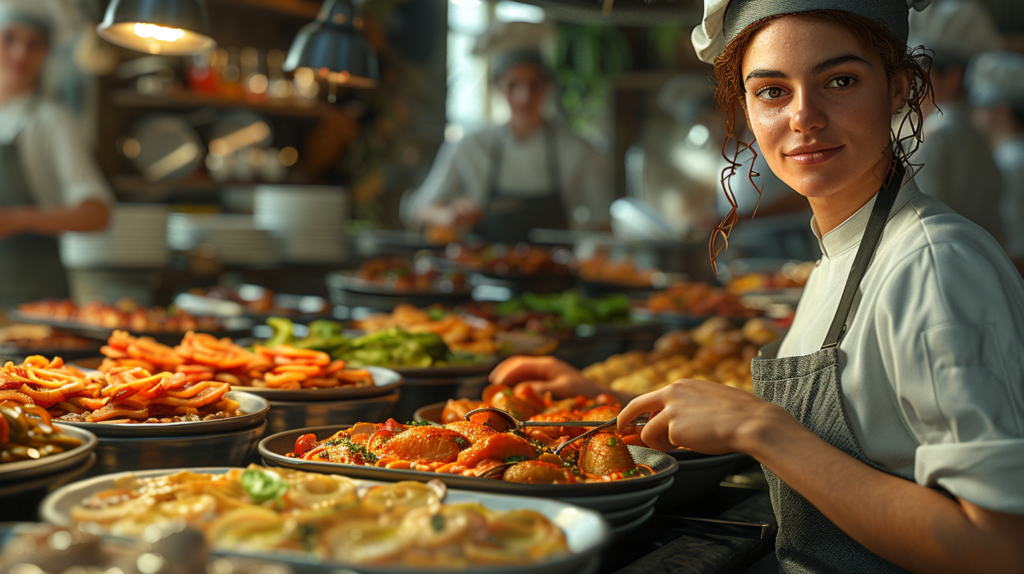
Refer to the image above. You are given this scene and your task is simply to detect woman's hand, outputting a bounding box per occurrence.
[617,379,798,455]
[489,356,608,399]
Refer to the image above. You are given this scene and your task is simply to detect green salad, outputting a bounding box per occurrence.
[495,290,631,328]
[262,318,489,369]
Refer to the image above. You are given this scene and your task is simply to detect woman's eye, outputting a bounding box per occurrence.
[827,76,855,89]
[756,87,786,100]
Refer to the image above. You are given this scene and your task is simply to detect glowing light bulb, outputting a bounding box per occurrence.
[134,23,185,43]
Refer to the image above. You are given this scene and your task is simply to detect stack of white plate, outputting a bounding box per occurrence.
[61,205,170,268]
[254,185,348,263]
[167,213,277,266]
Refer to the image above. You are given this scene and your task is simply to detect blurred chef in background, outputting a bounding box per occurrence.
[0,0,113,307]
[968,50,1024,265]
[907,0,1005,241]
[407,21,613,244]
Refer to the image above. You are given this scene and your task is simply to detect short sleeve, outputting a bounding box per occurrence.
[876,241,1024,513]
[30,104,115,207]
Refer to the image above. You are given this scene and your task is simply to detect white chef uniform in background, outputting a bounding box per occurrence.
[966,51,1024,260]
[907,0,1005,243]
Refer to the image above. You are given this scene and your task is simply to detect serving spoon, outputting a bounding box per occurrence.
[463,407,649,456]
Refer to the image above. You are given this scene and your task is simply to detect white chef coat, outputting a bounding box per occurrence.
[915,102,1005,243]
[0,93,114,208]
[778,176,1024,514]
[994,135,1024,258]
[410,123,612,229]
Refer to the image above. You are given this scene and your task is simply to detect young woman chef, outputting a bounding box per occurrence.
[491,0,1024,571]
[407,21,612,243]
[0,0,113,307]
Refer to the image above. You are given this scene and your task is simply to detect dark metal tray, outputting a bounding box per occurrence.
[230,366,403,401]
[259,425,679,497]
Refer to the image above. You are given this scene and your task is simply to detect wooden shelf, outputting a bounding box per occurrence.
[112,174,253,201]
[210,0,321,20]
[110,90,330,119]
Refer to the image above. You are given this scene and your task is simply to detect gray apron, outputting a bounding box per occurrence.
[474,124,570,244]
[0,136,70,308]
[752,164,912,573]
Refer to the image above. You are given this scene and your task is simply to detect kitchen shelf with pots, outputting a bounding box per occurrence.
[110,90,331,119]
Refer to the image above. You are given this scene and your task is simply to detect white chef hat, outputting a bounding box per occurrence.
[473,21,555,81]
[966,50,1024,111]
[692,0,933,65]
[908,0,1002,68]
[0,0,74,47]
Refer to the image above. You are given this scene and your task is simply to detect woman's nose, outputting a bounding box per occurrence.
[789,89,827,134]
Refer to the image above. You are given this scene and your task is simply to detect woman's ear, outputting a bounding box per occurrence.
[891,70,913,114]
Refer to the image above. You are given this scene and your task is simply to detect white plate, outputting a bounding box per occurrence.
[40,467,610,574]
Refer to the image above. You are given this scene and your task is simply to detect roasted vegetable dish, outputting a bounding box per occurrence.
[356,257,467,292]
[17,298,223,333]
[353,304,504,357]
[290,383,654,484]
[445,243,572,276]
[0,356,240,424]
[583,317,780,394]
[460,291,631,337]
[643,282,761,318]
[99,330,374,391]
[69,465,570,567]
[0,399,83,463]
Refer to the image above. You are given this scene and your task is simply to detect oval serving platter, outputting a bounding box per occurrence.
[259,425,679,498]
[39,467,610,574]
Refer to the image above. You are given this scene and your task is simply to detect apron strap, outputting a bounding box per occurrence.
[544,124,561,192]
[485,126,506,204]
[821,162,905,350]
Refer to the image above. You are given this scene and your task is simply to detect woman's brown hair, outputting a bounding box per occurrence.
[708,9,933,272]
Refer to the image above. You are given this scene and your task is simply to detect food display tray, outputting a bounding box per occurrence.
[40,467,610,574]
[230,366,403,401]
[57,391,269,438]
[259,425,679,497]
[0,424,97,483]
[5,310,254,345]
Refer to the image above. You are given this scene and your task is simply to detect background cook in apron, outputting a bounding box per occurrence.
[0,0,114,308]
[405,21,613,241]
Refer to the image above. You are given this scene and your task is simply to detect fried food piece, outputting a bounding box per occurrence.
[578,432,635,476]
[503,461,576,485]
[380,427,468,464]
[441,398,484,424]
[457,433,537,468]
[444,421,499,445]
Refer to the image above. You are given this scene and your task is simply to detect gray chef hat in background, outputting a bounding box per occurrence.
[966,50,1024,112]
[909,0,1002,69]
[473,21,555,83]
[692,0,933,64]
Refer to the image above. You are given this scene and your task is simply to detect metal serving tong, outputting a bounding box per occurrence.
[463,407,649,456]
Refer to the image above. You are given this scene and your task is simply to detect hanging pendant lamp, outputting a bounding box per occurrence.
[97,0,215,56]
[283,0,379,89]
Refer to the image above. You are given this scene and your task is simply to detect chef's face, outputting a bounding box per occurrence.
[0,25,48,92]
[740,15,908,201]
[498,64,550,122]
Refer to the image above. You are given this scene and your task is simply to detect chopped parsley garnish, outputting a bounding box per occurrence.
[404,420,433,427]
[297,524,318,550]
[505,455,529,464]
[339,436,379,464]
[454,436,469,448]
[607,437,619,447]
[430,513,445,532]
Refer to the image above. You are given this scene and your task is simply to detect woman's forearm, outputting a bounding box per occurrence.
[742,416,1024,574]
[5,200,110,236]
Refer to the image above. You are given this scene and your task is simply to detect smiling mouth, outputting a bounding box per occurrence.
[785,145,844,164]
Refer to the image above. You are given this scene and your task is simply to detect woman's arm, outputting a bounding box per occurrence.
[618,381,1024,574]
[0,199,109,238]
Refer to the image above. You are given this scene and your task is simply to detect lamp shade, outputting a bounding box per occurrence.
[282,0,379,89]
[97,0,215,56]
